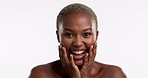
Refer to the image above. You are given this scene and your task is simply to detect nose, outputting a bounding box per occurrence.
[72,35,83,47]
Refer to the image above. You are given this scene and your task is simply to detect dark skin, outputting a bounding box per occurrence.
[29,12,126,78]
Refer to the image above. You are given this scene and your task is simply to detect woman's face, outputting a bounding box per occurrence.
[57,12,98,65]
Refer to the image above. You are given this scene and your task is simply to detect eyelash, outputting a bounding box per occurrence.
[83,33,92,37]
[64,33,73,38]
[64,32,92,38]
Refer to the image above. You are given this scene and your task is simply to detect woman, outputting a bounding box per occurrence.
[29,3,126,78]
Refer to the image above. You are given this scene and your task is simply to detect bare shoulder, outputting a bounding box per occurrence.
[105,65,126,78]
[99,63,126,78]
[29,62,58,78]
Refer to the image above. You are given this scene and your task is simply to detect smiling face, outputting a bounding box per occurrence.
[57,12,98,65]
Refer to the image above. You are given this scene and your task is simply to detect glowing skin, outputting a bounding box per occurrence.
[29,3,126,78]
[57,12,98,65]
[58,19,97,43]
[29,9,126,78]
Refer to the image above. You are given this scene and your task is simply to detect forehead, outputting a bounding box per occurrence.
[62,12,93,29]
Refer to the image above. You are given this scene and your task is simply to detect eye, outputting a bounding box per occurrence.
[64,33,73,38]
[83,33,91,38]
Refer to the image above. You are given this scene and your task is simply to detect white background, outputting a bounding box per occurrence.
[0,0,148,78]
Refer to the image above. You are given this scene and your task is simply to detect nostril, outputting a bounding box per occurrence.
[72,36,83,47]
[72,41,83,47]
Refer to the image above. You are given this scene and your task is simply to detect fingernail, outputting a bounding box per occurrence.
[70,54,72,57]
[70,54,73,58]
[91,45,93,48]
[86,53,89,56]
[62,46,64,50]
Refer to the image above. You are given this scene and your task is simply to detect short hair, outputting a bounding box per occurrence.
[56,3,98,31]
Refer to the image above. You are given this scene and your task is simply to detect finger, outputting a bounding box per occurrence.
[92,42,97,60]
[59,45,65,64]
[59,45,70,65]
[61,46,69,63]
[83,53,89,66]
[58,45,62,58]
[70,54,76,67]
[88,45,93,61]
[93,42,97,52]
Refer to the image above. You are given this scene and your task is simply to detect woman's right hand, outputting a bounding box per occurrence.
[59,45,81,78]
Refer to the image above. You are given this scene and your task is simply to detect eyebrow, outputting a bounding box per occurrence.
[63,28,92,32]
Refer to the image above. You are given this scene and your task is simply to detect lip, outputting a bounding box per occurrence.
[72,53,86,60]
[71,50,85,54]
[69,50,87,60]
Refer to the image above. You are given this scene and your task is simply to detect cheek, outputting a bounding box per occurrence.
[83,37,95,47]
[60,36,72,48]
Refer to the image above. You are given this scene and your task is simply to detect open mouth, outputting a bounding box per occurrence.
[69,50,87,60]
[71,50,86,55]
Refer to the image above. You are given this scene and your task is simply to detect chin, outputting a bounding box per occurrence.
[74,60,84,66]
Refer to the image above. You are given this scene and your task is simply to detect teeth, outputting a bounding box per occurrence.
[72,51,84,54]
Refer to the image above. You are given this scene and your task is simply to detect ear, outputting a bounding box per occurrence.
[56,30,60,43]
[95,31,99,42]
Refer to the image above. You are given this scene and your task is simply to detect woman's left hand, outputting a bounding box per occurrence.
[80,42,97,78]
